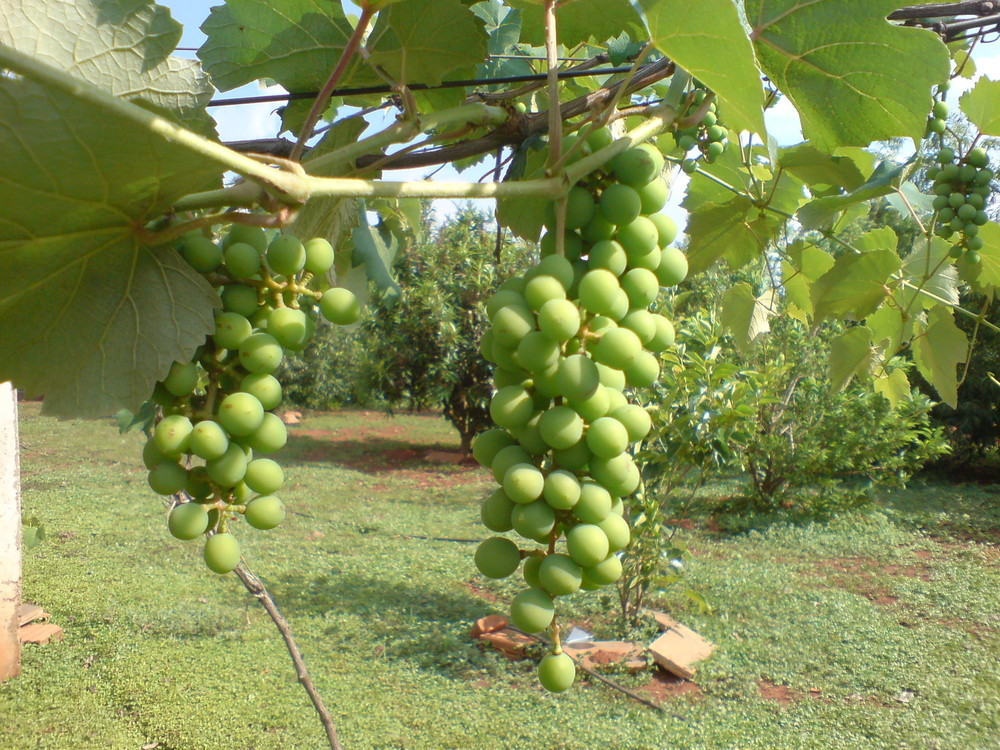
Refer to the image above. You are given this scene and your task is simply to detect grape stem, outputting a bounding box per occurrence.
[234,562,344,750]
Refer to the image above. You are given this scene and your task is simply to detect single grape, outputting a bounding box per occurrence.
[239,332,283,374]
[218,392,265,437]
[168,502,210,540]
[475,537,521,579]
[503,463,545,504]
[509,588,555,632]
[599,183,642,225]
[481,488,516,532]
[266,235,307,276]
[214,312,253,350]
[320,288,361,325]
[537,299,581,342]
[206,443,249,487]
[598,514,631,552]
[245,495,286,530]
[221,284,260,318]
[190,420,230,461]
[224,242,262,279]
[491,444,533,483]
[244,458,284,495]
[539,553,583,596]
[148,462,187,495]
[181,236,222,273]
[511,500,556,539]
[566,524,610,567]
[224,225,268,252]
[245,412,288,454]
[267,308,309,349]
[490,386,536,429]
[543,470,581,509]
[204,533,241,574]
[154,415,193,456]
[538,652,576,692]
[240,372,282,411]
[582,553,623,586]
[656,247,688,286]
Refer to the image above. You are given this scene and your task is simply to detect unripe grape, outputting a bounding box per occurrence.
[244,458,284,495]
[543,470,581,509]
[537,299,581,342]
[967,147,989,168]
[510,588,555,633]
[246,412,288,454]
[569,385,610,423]
[612,144,662,186]
[936,147,955,163]
[553,439,593,472]
[481,488,516,532]
[538,652,576,692]
[169,502,210,540]
[142,439,170,470]
[206,443,249,487]
[596,363,626,391]
[598,513,631,552]
[562,186,596,229]
[320,288,360,325]
[621,268,660,308]
[512,500,556,539]
[624,350,661,388]
[504,463,545,504]
[539,553,583,596]
[590,453,637,496]
[612,404,652,443]
[148,462,187,495]
[556,354,601,402]
[224,242,262,278]
[539,230,584,261]
[204,532,241,574]
[240,372,282,411]
[586,126,614,152]
[537,406,584,450]
[475,537,521,579]
[245,495,285,530]
[490,386,535,429]
[566,524,610,567]
[218,392,265,436]
[492,304,535,347]
[239,332,283,373]
[621,310,656,345]
[599,183,642,225]
[214,312,253,350]
[582,553,623,586]
[267,307,309,349]
[533,255,576,289]
[487,290,526,319]
[266,235,306,276]
[224,225,268,252]
[616,216,660,258]
[647,315,676,351]
[181,236,222,272]
[582,213,617,243]
[221,284,260,318]
[594,327,642,370]
[574,480,613,524]
[932,100,948,119]
[578,269,621,316]
[585,417,629,459]
[304,237,335,275]
[638,178,668,215]
[515,332,560,373]
[154,415,193,456]
[524,275,566,311]
[492,445,533,483]
[656,246,688,286]
[649,213,678,247]
[587,239,628,276]
[190,420,230,461]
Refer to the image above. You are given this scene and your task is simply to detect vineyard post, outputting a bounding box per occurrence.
[0,382,21,682]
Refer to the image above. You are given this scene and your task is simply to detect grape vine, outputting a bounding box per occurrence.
[473,129,684,691]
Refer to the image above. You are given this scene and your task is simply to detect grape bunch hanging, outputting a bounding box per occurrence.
[659,86,729,174]
[473,129,686,692]
[143,224,360,574]
[928,145,992,264]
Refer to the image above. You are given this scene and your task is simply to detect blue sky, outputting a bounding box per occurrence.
[164,1,1000,228]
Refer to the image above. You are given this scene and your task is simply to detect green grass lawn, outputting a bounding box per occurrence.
[1,403,998,749]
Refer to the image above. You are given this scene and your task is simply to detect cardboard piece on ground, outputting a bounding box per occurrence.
[471,614,508,638]
[648,620,715,680]
[19,623,63,645]
[19,602,47,627]
[562,640,646,672]
[477,629,534,659]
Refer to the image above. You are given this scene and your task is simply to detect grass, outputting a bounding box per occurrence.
[1,403,998,749]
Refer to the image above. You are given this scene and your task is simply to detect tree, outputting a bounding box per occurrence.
[4,0,1000,743]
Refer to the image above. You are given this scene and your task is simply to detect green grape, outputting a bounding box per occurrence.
[233,481,255,504]
[168,502,210,540]
[562,186,596,230]
[303,237,335,275]
[621,268,659,308]
[511,500,556,539]
[638,178,668,215]
[244,495,285,530]
[218,392,265,436]
[706,141,726,161]
[621,310,656,345]
[647,315,676,351]
[142,439,170,470]
[538,652,576,692]
[948,192,965,209]
[681,158,698,174]
[553,439,593,472]
[597,513,631,552]
[503,463,545,504]
[585,417,629,459]
[224,225,268,252]
[510,588,555,632]
[587,239,628,276]
[239,332,283,373]
[538,406,584,450]
[959,164,977,183]
[320,288,361,325]
[490,386,535,429]
[241,372,282,411]
[594,327,642,370]
[246,412,288,454]
[266,235,306,276]
[515,416,549,456]
[624,350,661,388]
[656,247,688,286]
[514,333,558,374]
[928,118,946,134]
[590,453,638,497]
[556,354,601,402]
[931,194,949,211]
[148,462,187,495]
[487,290,526,319]
[938,207,955,223]
[677,134,697,151]
[612,404,652,443]
[566,524,610,567]
[181,236,222,273]
[473,429,517,468]
[223,242,262,279]
[974,210,989,226]
[539,553,583,596]
[491,445,533,483]
[204,532,241,574]
[543,470,581,509]
[206,443,249,487]
[604,387,628,413]
[582,213,617,243]
[937,147,955,163]
[522,555,544,588]
[539,230,584,261]
[244,458,284,495]
[574,480,612,524]
[569,385,610,423]
[974,168,994,186]
[537,299,581,342]
[481,488,516,532]
[933,100,948,119]
[214,312,253,350]
[578,269,621,316]
[582,553,623,586]
[533,255,576,289]
[596,363,626,391]
[492,304,536,347]
[932,182,952,197]
[475,537,521,579]
[967,147,989,168]
[611,146,660,187]
[221,284,260,318]
[524,275,566,311]
[958,203,978,222]
[154,415,193,456]
[190,420,230,461]
[267,308,309,349]
[599,183,642,225]
[616,216,660,258]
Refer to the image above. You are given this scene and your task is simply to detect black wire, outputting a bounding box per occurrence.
[207,65,637,107]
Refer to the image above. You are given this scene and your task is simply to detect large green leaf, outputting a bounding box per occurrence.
[913,306,968,408]
[746,0,949,149]
[0,0,216,136]
[685,196,784,274]
[0,74,226,418]
[810,248,900,322]
[874,368,910,408]
[508,0,644,47]
[828,325,873,391]
[972,221,1000,289]
[896,237,958,312]
[367,0,487,86]
[778,143,866,191]
[796,159,911,229]
[198,0,377,93]
[959,77,1000,136]
[720,283,777,353]
[642,0,765,135]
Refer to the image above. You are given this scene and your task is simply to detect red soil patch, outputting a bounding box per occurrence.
[914,549,934,560]
[635,671,703,702]
[758,679,801,705]
[460,580,501,604]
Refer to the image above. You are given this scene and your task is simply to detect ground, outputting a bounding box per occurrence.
[1,403,998,749]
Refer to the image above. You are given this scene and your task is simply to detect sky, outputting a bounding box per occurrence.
[163,1,1000,231]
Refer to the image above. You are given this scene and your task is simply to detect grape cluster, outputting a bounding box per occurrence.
[658,87,729,173]
[473,131,686,692]
[143,224,360,574]
[928,145,993,264]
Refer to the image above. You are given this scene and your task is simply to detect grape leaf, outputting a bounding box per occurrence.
[810,249,900,322]
[972,221,1000,289]
[796,159,911,229]
[896,237,958,311]
[641,0,765,136]
[685,196,784,274]
[720,283,777,353]
[913,306,968,408]
[874,368,910,407]
[746,0,949,149]
[508,0,644,47]
[829,325,873,391]
[0,73,227,418]
[778,143,866,191]
[0,0,216,136]
[959,77,1000,136]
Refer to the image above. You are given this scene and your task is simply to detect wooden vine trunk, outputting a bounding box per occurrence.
[0,382,21,681]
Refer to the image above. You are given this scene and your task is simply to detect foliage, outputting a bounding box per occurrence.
[277,323,373,410]
[361,207,532,451]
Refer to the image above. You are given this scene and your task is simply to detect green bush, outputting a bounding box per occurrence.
[277,323,373,410]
